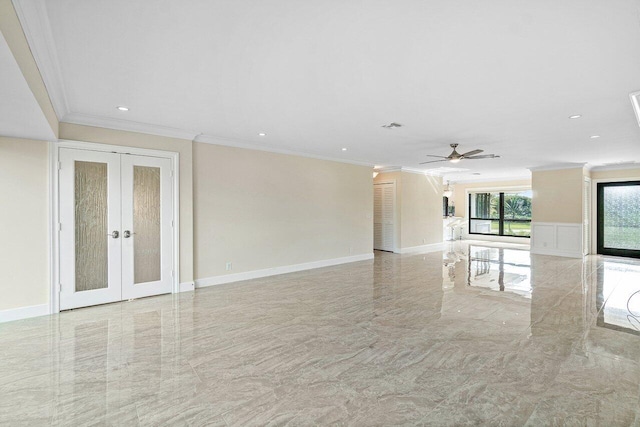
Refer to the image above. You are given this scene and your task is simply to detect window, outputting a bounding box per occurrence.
[469,190,531,238]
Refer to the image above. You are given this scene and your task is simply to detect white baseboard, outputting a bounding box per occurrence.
[531,222,583,258]
[397,242,444,254]
[0,303,50,323]
[196,253,374,288]
[180,281,195,292]
[530,247,583,258]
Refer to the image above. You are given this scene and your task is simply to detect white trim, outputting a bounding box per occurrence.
[373,180,398,252]
[590,163,640,172]
[630,91,640,128]
[63,112,199,141]
[48,141,58,314]
[12,0,69,119]
[195,134,375,168]
[180,281,195,292]
[397,242,444,254]
[461,234,531,245]
[465,185,531,194]
[375,166,441,176]
[530,222,583,258]
[50,140,181,313]
[450,174,531,184]
[0,304,49,323]
[583,176,591,255]
[196,253,374,288]
[530,247,583,258]
[61,114,376,168]
[528,163,587,172]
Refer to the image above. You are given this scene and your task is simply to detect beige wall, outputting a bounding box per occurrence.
[0,137,49,310]
[0,0,58,137]
[60,123,194,283]
[374,171,442,250]
[400,172,443,247]
[193,142,373,279]
[531,168,583,223]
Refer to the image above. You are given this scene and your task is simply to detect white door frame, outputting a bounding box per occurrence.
[373,180,397,253]
[49,139,180,314]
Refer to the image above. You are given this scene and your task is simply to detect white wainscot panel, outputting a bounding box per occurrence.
[531,222,582,258]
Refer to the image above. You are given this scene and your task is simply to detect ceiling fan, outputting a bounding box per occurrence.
[420,143,500,164]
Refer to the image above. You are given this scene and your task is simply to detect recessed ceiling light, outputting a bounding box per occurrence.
[569,114,581,119]
[590,135,600,139]
[341,148,347,151]
[116,106,129,111]
[258,133,266,136]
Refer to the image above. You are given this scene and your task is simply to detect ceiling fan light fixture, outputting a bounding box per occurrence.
[449,158,461,163]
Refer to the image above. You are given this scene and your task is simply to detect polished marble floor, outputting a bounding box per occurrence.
[2,241,640,426]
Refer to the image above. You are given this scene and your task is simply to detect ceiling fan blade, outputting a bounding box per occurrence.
[461,149,483,157]
[465,154,499,159]
[426,155,449,158]
[419,159,447,164]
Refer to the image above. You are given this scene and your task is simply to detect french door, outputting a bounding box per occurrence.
[59,148,173,310]
[597,181,640,258]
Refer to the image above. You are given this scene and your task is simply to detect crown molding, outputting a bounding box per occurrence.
[528,162,587,172]
[62,112,199,141]
[63,112,376,167]
[375,166,441,177]
[589,162,640,172]
[450,174,531,184]
[194,134,375,168]
[12,0,69,119]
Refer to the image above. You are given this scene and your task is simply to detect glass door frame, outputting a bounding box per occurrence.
[50,140,181,314]
[597,180,640,258]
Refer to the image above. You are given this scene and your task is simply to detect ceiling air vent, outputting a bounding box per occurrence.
[630,91,640,127]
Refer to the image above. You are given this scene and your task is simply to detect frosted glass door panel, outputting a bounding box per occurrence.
[603,184,640,250]
[133,166,161,284]
[121,155,173,300]
[59,149,122,310]
[74,161,109,291]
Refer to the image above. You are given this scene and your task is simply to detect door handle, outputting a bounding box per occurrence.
[108,230,120,239]
[123,230,136,238]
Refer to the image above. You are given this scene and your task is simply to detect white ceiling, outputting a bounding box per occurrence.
[15,0,640,181]
[0,31,55,141]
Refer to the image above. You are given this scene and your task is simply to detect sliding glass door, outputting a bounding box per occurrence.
[597,181,640,258]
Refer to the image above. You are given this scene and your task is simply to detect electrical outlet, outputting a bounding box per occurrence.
[349,246,353,254]
[225,262,232,271]
[423,238,426,244]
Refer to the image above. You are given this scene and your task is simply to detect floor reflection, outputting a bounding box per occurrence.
[443,243,532,298]
[3,242,640,425]
[597,259,640,336]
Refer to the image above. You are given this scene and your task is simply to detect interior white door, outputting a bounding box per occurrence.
[374,182,395,251]
[120,155,173,300]
[59,148,122,310]
[59,148,174,310]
